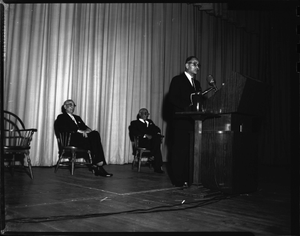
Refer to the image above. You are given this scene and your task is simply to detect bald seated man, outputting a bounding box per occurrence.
[129,108,164,173]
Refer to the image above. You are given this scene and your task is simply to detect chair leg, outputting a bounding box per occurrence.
[131,158,135,170]
[87,151,93,170]
[55,151,65,173]
[11,154,15,176]
[132,153,137,170]
[138,151,143,172]
[88,151,92,164]
[148,156,154,169]
[71,152,76,175]
[26,152,34,179]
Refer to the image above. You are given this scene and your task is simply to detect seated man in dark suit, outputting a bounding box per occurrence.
[129,108,164,173]
[55,99,112,177]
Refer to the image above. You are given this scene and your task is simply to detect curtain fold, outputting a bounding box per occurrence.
[4,3,292,166]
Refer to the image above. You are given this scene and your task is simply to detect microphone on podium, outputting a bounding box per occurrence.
[207,74,217,90]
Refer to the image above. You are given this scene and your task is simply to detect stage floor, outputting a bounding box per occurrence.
[2,163,293,234]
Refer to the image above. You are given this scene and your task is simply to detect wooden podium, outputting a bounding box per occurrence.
[177,72,268,194]
[174,111,219,186]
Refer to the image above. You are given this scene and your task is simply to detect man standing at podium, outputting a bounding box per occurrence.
[168,56,202,188]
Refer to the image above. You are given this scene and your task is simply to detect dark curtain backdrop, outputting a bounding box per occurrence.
[3,3,294,166]
[193,3,294,167]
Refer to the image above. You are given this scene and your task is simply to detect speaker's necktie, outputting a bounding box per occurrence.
[192,78,196,91]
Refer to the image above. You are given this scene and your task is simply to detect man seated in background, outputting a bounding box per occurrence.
[129,108,164,173]
[55,99,113,177]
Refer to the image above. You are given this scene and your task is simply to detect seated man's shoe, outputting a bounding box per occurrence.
[98,166,113,177]
[92,165,113,177]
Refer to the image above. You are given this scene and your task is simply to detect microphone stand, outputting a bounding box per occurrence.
[201,86,217,96]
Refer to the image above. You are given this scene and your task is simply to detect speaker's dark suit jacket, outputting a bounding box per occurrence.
[168,72,201,113]
[168,72,202,186]
[129,119,163,170]
[55,113,106,165]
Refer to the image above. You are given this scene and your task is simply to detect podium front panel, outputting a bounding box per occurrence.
[199,114,259,194]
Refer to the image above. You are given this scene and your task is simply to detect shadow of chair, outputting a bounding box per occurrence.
[54,120,93,175]
[130,135,154,172]
[3,111,37,179]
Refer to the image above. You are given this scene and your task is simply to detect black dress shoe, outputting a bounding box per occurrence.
[98,166,113,177]
[92,166,113,177]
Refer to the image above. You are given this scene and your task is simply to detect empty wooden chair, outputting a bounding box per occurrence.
[3,111,37,179]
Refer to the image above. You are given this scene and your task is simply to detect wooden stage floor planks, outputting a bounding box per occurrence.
[2,163,292,234]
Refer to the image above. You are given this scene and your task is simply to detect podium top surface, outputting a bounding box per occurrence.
[204,71,269,116]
